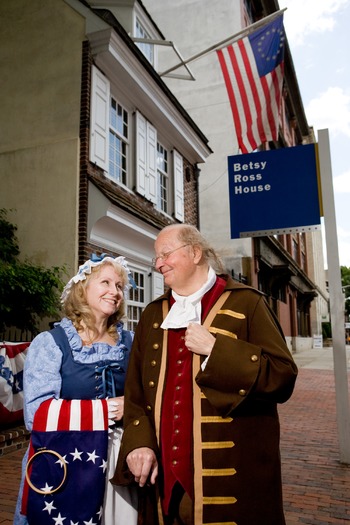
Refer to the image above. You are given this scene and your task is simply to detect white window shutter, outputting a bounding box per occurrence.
[90,65,110,172]
[173,149,184,222]
[152,271,164,299]
[136,111,147,197]
[147,121,157,204]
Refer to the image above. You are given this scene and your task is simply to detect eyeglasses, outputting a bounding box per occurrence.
[152,244,190,267]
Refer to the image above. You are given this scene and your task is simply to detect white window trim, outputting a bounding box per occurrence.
[152,271,164,299]
[90,65,110,172]
[173,149,184,222]
[136,111,157,204]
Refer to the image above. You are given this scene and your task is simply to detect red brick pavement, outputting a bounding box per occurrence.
[1,368,349,524]
[279,369,350,525]
[0,445,23,525]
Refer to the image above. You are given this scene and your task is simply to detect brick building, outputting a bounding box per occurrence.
[0,0,211,331]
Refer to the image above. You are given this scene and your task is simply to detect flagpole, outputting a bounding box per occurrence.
[159,8,287,77]
[318,128,350,464]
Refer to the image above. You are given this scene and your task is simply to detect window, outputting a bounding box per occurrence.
[90,67,184,221]
[127,270,145,331]
[157,142,168,213]
[109,98,128,185]
[135,18,154,65]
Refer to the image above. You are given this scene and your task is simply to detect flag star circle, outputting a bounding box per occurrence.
[55,455,69,467]
[70,448,83,461]
[53,512,66,524]
[257,27,284,63]
[40,482,54,493]
[86,450,100,463]
[99,459,108,472]
[43,500,57,514]
[83,518,97,525]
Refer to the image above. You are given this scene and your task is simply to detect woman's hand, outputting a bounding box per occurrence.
[107,395,124,421]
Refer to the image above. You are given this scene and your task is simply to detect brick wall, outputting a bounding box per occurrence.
[0,426,30,457]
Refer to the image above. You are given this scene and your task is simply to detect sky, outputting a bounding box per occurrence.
[278,0,350,267]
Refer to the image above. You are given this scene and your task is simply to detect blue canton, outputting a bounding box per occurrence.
[249,16,285,77]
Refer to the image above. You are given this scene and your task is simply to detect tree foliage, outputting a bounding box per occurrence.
[0,209,66,334]
[341,266,350,319]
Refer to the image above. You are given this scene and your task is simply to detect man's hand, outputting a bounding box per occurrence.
[185,322,216,356]
[126,447,158,487]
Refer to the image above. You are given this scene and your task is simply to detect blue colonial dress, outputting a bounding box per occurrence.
[14,317,137,525]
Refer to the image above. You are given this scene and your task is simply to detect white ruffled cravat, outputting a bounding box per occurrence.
[161,267,217,329]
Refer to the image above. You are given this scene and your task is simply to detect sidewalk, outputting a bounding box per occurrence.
[279,345,350,525]
[0,346,350,525]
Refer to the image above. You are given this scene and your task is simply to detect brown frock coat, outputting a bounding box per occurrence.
[113,276,298,525]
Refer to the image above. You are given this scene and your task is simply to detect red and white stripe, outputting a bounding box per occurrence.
[33,398,108,432]
[217,36,284,154]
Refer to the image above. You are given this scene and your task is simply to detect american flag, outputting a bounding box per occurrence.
[217,14,285,154]
[22,398,109,525]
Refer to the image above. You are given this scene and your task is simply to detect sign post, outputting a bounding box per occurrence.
[318,128,350,464]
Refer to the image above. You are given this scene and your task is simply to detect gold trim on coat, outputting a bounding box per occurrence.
[217,309,246,319]
[193,290,231,525]
[203,496,237,505]
[203,522,237,525]
[202,441,234,449]
[209,327,237,339]
[201,416,233,423]
[202,468,237,476]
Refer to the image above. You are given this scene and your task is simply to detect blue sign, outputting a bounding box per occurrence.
[228,144,321,238]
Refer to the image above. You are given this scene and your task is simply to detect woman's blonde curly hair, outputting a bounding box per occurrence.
[62,260,129,342]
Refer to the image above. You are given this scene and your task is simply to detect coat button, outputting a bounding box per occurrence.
[251,354,258,362]
[239,389,247,396]
[146,405,152,412]
[149,381,155,388]
[153,322,160,329]
[151,360,157,367]
[153,343,159,350]
[133,420,140,426]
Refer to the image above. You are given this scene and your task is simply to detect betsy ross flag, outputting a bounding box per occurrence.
[217,14,285,154]
[21,398,108,525]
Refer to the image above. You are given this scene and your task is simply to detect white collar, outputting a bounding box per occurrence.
[161,267,217,329]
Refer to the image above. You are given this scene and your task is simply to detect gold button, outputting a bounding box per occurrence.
[153,343,159,350]
[172,445,178,451]
[149,381,155,388]
[151,360,157,367]
[146,405,152,412]
[175,400,180,405]
[133,419,140,426]
[174,429,179,434]
[177,360,182,365]
[153,322,160,329]
[239,389,247,396]
[174,414,179,419]
[251,354,258,362]
[172,460,178,465]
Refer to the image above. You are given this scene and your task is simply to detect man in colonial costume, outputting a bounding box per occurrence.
[113,224,298,525]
